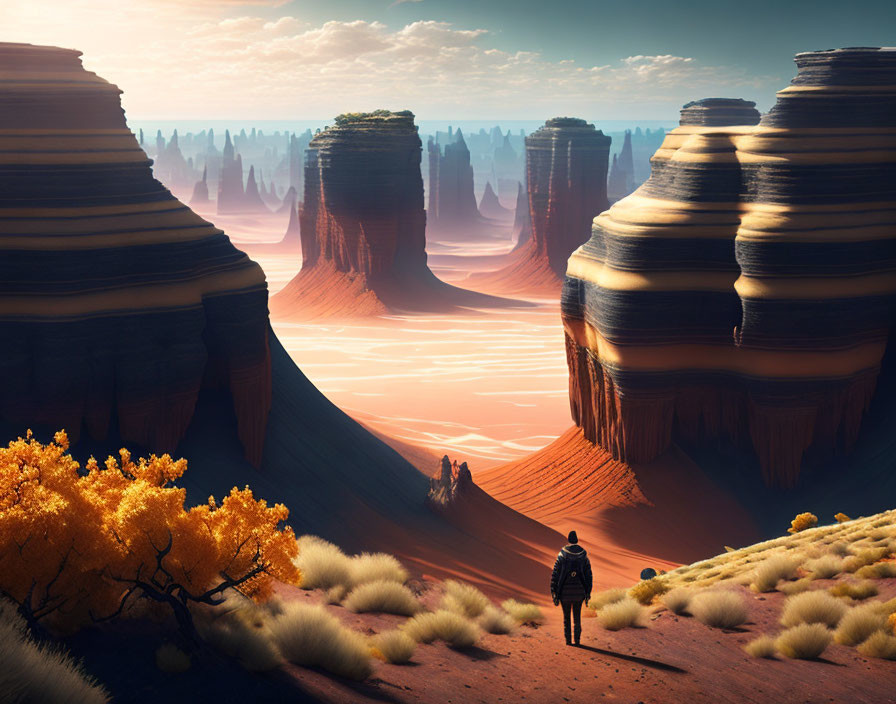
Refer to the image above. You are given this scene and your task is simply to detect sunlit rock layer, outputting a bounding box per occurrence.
[563,49,896,487]
[0,43,271,465]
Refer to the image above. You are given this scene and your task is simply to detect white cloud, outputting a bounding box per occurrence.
[3,3,775,119]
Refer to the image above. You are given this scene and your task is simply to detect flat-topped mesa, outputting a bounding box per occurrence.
[0,42,271,465]
[467,117,610,294]
[564,47,896,488]
[679,98,761,126]
[271,110,518,319]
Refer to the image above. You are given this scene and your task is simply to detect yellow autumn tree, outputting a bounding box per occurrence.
[0,431,300,644]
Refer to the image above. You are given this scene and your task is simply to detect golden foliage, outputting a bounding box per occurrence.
[0,431,300,637]
[788,513,818,534]
[835,513,851,524]
[629,577,669,605]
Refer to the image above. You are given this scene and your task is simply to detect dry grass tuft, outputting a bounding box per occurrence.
[775,624,832,659]
[596,598,645,631]
[155,643,191,673]
[401,610,480,648]
[778,577,814,596]
[629,578,669,605]
[843,548,890,573]
[829,580,879,601]
[855,562,896,580]
[0,599,110,704]
[689,590,748,629]
[857,630,896,660]
[326,585,347,605]
[781,590,847,628]
[660,588,692,615]
[834,603,888,646]
[750,555,801,593]
[805,554,845,580]
[198,606,284,673]
[295,536,353,590]
[371,630,416,664]
[343,581,420,616]
[589,588,627,612]
[744,635,777,658]
[269,602,372,680]
[501,599,544,624]
[478,605,516,635]
[350,553,409,586]
[440,581,490,619]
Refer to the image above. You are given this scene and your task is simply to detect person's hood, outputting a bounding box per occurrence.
[560,544,586,558]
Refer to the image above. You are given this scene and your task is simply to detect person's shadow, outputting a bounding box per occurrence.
[574,644,687,674]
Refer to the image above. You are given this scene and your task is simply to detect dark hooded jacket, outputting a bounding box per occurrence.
[550,544,592,603]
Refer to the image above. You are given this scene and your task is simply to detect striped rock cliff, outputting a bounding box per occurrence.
[0,42,271,466]
[469,117,610,294]
[563,50,896,488]
[271,111,519,319]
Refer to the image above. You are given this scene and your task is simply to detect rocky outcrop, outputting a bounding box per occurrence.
[468,118,610,294]
[426,455,474,507]
[242,165,270,213]
[189,166,210,206]
[0,43,271,466]
[216,130,245,214]
[271,111,520,319]
[563,50,896,488]
[478,181,513,221]
[427,129,485,237]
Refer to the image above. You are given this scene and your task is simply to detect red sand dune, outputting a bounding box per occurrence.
[478,427,762,586]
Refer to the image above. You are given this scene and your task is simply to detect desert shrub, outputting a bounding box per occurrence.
[326,585,347,605]
[788,513,818,534]
[750,555,801,593]
[196,600,283,672]
[588,588,627,612]
[349,553,408,587]
[835,513,851,523]
[0,432,300,642]
[478,605,516,634]
[440,581,489,619]
[843,548,890,573]
[805,555,845,580]
[295,536,353,590]
[778,578,814,596]
[501,599,544,624]
[834,603,888,646]
[781,591,847,628]
[890,611,896,631]
[857,631,896,660]
[829,541,851,556]
[0,600,110,704]
[371,630,416,664]
[744,635,777,659]
[343,581,420,616]
[629,578,669,605]
[401,610,480,648]
[855,562,896,580]
[689,590,748,629]
[660,588,692,615]
[155,643,191,673]
[269,603,372,680]
[830,580,879,601]
[775,624,832,659]
[596,598,645,631]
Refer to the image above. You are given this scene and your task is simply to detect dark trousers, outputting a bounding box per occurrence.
[561,600,583,643]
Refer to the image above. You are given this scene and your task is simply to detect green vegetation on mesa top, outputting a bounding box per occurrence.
[333,110,415,125]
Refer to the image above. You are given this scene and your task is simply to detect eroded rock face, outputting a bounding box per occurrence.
[272,111,516,318]
[563,51,896,487]
[427,130,481,230]
[0,42,271,465]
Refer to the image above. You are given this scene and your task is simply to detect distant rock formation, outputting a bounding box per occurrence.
[216,130,245,214]
[242,165,270,213]
[189,166,209,206]
[427,129,488,237]
[276,185,298,215]
[0,43,271,466]
[468,117,610,294]
[563,49,896,489]
[258,173,281,210]
[607,129,635,201]
[427,455,474,507]
[478,181,513,221]
[235,201,301,255]
[271,110,521,319]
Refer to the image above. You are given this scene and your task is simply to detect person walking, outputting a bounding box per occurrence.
[550,530,592,646]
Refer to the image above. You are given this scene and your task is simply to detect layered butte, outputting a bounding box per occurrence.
[0,42,271,465]
[563,50,896,487]
[469,118,610,294]
[271,110,517,318]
